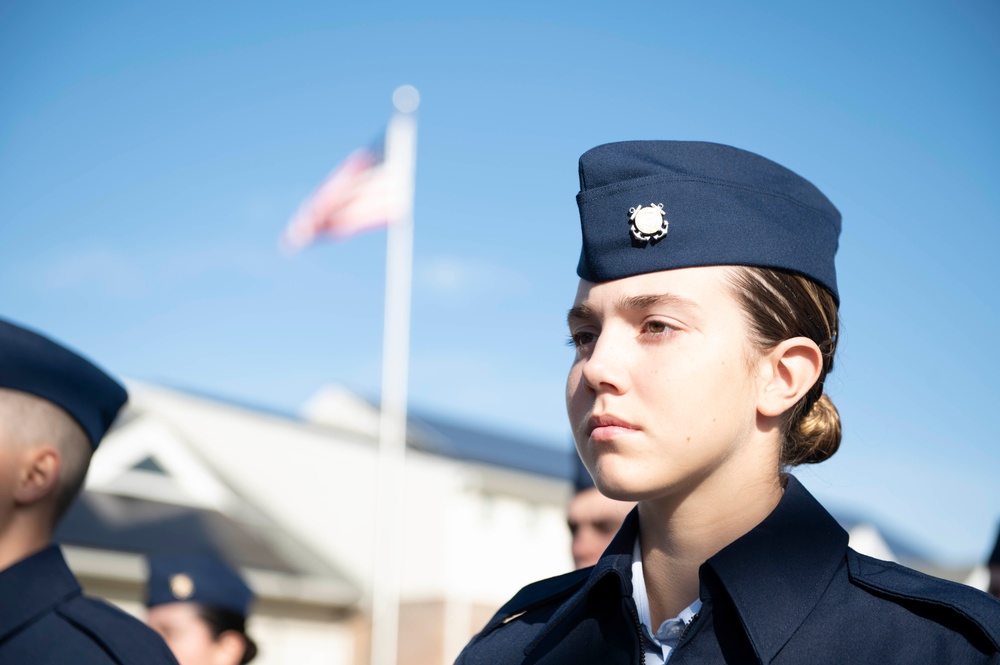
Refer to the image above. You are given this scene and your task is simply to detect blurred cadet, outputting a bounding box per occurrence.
[146,554,258,665]
[457,142,1000,664]
[0,318,177,664]
[567,453,633,569]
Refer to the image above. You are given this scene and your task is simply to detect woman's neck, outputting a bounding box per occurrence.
[636,466,783,627]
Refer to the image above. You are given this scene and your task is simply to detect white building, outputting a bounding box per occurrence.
[58,381,575,665]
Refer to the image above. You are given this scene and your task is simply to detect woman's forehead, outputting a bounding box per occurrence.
[572,266,736,307]
[147,601,203,623]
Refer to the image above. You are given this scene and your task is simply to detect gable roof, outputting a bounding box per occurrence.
[57,399,360,605]
[153,380,575,481]
[56,492,321,576]
[407,414,572,480]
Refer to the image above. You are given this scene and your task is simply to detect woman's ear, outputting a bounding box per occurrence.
[757,337,823,418]
[212,630,247,665]
[13,445,61,506]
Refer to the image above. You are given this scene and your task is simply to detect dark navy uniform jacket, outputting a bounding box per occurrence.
[0,545,178,665]
[457,476,1000,664]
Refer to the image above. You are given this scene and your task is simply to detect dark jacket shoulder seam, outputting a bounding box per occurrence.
[475,569,591,642]
[55,602,122,664]
[848,551,1000,650]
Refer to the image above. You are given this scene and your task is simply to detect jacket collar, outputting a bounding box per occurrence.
[703,475,848,663]
[526,475,847,664]
[0,544,81,642]
[523,508,640,656]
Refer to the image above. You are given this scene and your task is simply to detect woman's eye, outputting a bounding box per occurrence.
[644,320,673,335]
[567,331,596,348]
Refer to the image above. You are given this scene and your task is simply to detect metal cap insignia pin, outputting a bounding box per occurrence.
[169,573,195,600]
[629,203,668,241]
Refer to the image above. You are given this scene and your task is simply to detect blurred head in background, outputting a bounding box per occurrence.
[567,454,634,569]
[0,318,127,571]
[146,554,258,665]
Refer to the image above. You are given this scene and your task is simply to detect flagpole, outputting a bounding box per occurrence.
[370,85,418,665]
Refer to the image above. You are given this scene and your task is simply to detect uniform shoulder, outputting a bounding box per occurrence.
[57,595,178,664]
[848,550,1000,651]
[455,568,593,665]
[493,567,592,621]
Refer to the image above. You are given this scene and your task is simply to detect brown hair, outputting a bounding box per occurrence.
[198,605,258,664]
[728,267,841,466]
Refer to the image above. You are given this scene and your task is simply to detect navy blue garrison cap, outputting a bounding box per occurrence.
[147,554,254,616]
[0,318,127,448]
[576,141,841,301]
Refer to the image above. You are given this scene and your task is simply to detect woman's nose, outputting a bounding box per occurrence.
[581,332,627,395]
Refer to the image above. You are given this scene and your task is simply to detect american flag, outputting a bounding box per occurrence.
[281,136,408,251]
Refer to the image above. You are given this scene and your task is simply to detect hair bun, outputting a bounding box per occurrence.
[241,635,258,664]
[785,394,841,465]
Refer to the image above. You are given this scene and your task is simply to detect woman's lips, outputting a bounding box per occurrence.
[588,414,639,441]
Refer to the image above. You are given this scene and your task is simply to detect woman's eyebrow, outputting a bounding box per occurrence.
[567,293,698,326]
[567,303,597,326]
[617,293,699,313]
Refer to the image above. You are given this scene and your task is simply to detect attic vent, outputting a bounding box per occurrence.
[131,456,167,475]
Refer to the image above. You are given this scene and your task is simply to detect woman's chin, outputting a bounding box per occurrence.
[593,474,656,502]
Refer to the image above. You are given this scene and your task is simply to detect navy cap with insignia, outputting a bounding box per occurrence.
[0,318,127,448]
[575,141,841,301]
[147,554,254,617]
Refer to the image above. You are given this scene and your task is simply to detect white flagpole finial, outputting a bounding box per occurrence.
[392,85,420,113]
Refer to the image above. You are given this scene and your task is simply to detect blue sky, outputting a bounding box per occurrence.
[2,1,997,564]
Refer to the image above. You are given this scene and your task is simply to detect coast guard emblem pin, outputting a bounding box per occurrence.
[170,573,195,600]
[629,203,668,241]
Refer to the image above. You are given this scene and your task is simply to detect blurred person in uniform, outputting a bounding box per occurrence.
[146,554,258,665]
[456,141,1000,664]
[0,318,177,664]
[567,454,633,569]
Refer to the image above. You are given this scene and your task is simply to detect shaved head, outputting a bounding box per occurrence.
[0,388,92,524]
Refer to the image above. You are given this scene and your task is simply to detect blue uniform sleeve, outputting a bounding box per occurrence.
[57,596,179,665]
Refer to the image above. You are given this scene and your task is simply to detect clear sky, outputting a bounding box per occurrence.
[2,1,997,565]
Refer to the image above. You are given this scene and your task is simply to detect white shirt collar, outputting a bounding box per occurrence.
[631,535,702,663]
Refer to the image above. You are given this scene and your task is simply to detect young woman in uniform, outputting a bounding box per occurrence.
[457,141,1000,664]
